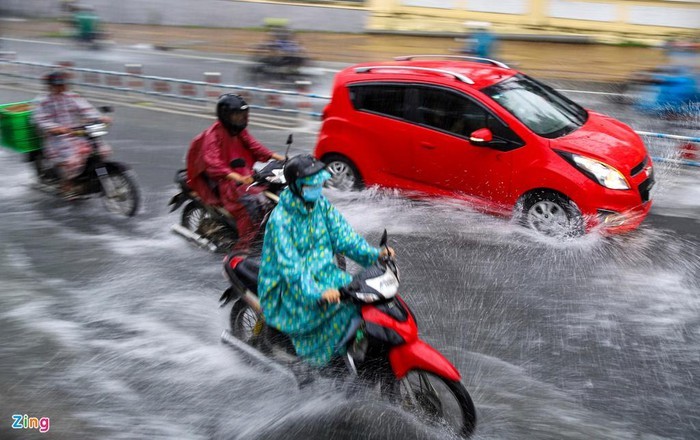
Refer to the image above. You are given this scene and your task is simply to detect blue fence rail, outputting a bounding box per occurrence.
[0,58,698,167]
[637,132,700,168]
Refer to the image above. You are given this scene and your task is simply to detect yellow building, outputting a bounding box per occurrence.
[365,0,700,44]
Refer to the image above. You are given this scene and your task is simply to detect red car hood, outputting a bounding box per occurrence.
[550,111,647,171]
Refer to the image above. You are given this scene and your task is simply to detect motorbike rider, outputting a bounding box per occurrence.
[257,155,394,368]
[186,93,284,252]
[32,70,111,199]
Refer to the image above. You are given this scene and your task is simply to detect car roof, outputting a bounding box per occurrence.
[338,57,518,90]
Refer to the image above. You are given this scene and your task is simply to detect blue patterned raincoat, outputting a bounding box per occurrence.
[258,189,380,366]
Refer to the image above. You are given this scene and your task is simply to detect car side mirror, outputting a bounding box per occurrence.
[230,158,246,168]
[469,128,493,146]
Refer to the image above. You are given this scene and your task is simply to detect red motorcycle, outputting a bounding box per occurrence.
[219,230,477,437]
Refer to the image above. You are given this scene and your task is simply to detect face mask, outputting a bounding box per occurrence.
[302,184,323,202]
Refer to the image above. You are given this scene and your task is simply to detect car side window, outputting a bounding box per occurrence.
[415,87,487,137]
[348,84,407,120]
[416,86,524,148]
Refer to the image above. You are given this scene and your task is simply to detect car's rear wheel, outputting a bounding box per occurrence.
[323,154,363,191]
[520,190,583,238]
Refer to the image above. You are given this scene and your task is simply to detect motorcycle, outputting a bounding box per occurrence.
[71,6,109,50]
[614,65,699,121]
[168,136,292,254]
[219,230,477,438]
[247,29,310,81]
[29,107,140,217]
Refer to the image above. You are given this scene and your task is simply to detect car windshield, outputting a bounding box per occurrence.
[482,74,588,138]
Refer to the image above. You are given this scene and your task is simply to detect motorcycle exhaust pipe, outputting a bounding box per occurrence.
[170,224,218,252]
[220,329,299,389]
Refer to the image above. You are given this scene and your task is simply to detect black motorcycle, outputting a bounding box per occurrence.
[29,107,140,217]
[168,136,292,253]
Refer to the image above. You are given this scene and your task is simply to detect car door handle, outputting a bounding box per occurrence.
[421,143,437,150]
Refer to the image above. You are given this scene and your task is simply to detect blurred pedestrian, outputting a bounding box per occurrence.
[461,21,496,59]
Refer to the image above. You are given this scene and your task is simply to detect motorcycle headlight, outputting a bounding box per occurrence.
[560,152,630,190]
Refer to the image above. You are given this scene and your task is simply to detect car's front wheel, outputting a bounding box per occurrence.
[520,190,584,238]
[323,154,363,191]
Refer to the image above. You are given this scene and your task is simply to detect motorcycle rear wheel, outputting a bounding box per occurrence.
[182,202,238,252]
[230,300,261,344]
[397,370,476,438]
[181,201,209,231]
[101,169,140,217]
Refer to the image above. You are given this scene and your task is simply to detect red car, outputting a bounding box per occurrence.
[314,56,654,236]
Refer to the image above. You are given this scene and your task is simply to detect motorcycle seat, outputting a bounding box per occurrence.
[235,258,260,294]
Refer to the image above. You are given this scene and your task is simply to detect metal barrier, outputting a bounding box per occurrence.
[0,57,697,167]
[637,132,700,168]
[0,59,330,119]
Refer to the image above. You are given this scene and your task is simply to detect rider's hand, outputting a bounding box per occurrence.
[321,289,341,304]
[50,126,71,135]
[100,116,112,125]
[227,172,253,185]
[271,153,285,161]
[379,247,395,259]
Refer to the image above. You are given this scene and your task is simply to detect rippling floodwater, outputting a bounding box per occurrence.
[0,142,698,439]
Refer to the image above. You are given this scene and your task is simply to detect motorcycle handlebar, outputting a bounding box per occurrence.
[317,287,349,307]
[316,254,397,307]
[63,120,109,136]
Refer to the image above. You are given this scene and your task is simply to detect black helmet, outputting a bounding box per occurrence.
[46,71,67,86]
[283,154,327,198]
[217,93,249,136]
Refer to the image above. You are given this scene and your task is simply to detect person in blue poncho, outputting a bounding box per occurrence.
[257,155,393,367]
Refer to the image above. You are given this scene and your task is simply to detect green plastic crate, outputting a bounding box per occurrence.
[0,101,43,153]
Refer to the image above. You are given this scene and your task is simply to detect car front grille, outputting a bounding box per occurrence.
[631,156,649,177]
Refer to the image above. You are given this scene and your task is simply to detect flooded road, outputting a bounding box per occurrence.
[0,89,698,439]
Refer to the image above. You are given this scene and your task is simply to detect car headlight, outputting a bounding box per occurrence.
[557,151,630,190]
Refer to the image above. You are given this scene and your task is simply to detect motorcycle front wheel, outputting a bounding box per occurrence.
[101,169,140,217]
[397,370,476,438]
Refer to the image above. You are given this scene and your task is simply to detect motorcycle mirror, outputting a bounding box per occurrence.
[230,158,246,168]
[284,134,293,161]
[380,229,388,250]
[98,105,113,113]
